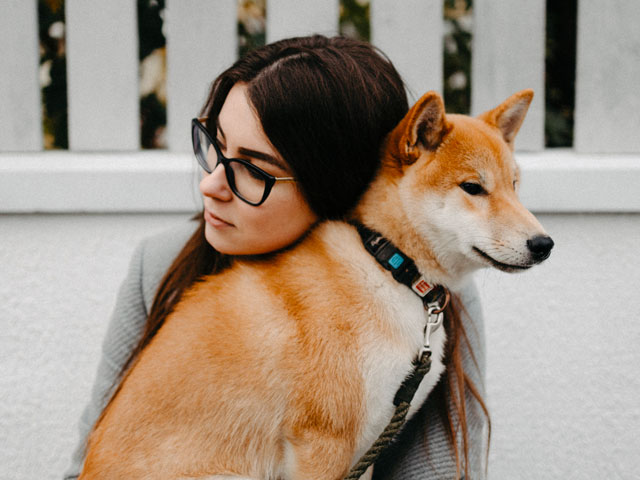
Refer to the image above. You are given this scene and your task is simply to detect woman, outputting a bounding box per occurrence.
[65,35,488,479]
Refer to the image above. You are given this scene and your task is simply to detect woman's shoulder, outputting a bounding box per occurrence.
[136,219,200,310]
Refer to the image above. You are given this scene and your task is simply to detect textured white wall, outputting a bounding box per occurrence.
[480,213,640,478]
[1,213,639,479]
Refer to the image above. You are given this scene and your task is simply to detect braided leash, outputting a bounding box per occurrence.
[343,351,433,480]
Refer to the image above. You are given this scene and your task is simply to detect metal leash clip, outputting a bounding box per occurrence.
[419,303,444,361]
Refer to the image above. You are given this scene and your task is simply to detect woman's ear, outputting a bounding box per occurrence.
[478,89,534,147]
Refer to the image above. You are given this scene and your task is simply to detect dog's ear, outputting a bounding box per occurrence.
[406,91,451,156]
[386,91,451,166]
[479,89,534,147]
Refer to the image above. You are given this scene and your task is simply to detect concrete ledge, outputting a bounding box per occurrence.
[1,149,639,213]
[517,149,640,212]
[0,151,201,213]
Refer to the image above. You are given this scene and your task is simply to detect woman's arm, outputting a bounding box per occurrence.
[373,279,488,480]
[63,241,149,479]
[63,221,198,479]
[64,221,197,479]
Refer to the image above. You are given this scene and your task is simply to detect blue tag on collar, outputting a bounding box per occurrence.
[388,253,405,269]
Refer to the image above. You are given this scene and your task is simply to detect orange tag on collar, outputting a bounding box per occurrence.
[411,278,434,297]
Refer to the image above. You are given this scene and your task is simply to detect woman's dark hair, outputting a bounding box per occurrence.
[103,35,487,479]
[119,34,409,375]
[202,34,409,219]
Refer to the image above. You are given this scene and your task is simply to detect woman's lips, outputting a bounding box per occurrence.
[204,209,234,228]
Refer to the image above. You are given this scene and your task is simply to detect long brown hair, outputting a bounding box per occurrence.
[440,295,491,478]
[109,35,488,478]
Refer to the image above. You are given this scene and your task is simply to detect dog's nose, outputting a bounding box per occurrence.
[527,235,554,261]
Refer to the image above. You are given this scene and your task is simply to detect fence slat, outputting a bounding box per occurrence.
[165,0,237,152]
[471,0,545,151]
[371,0,443,103]
[266,0,339,44]
[574,0,640,153]
[65,0,139,151]
[0,1,42,151]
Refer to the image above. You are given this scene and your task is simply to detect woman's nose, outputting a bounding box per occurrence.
[199,163,233,201]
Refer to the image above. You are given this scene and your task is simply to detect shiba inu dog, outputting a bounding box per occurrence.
[80,89,553,480]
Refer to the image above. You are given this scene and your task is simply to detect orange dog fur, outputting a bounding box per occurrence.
[80,90,551,480]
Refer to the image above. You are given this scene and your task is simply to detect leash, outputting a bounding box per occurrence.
[343,223,450,480]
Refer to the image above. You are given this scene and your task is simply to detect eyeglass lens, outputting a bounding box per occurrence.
[193,124,268,204]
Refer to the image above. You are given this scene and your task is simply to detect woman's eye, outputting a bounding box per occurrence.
[459,182,487,196]
[247,167,265,180]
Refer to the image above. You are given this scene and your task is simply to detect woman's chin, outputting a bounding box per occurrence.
[204,224,232,253]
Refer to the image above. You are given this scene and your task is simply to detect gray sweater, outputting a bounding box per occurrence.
[64,221,488,479]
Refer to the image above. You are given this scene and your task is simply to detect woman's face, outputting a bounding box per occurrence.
[199,83,318,255]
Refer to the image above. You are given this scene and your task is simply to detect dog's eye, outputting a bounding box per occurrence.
[460,182,486,196]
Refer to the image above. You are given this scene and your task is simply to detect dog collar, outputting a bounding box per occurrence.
[350,221,449,308]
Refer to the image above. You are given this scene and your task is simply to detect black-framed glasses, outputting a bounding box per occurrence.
[191,117,296,206]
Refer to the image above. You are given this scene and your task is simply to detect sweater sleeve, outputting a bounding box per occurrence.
[372,278,488,480]
[63,241,149,480]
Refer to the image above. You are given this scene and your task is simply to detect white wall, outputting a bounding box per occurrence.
[1,212,639,479]
[480,213,640,478]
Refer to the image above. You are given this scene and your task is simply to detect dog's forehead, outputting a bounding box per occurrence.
[440,116,516,172]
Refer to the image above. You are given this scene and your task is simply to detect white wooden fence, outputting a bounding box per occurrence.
[1,0,639,213]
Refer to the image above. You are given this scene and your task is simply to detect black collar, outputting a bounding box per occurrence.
[350,221,449,309]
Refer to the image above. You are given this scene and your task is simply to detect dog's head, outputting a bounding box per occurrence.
[377,89,553,278]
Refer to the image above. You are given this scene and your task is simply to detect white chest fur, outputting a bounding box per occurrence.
[310,223,449,469]
[350,254,447,464]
